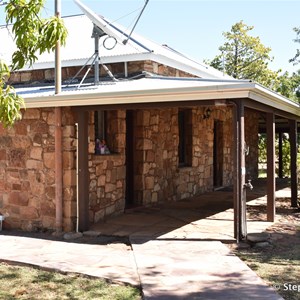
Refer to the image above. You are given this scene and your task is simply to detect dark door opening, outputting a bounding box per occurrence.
[126,110,135,208]
[213,120,224,187]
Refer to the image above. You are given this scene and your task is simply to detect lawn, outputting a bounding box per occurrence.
[0,263,141,300]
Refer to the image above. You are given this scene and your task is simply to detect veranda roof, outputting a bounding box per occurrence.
[15,76,300,117]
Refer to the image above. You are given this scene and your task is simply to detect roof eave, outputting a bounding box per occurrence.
[248,84,300,116]
[151,53,230,79]
[22,83,253,108]
[21,82,300,117]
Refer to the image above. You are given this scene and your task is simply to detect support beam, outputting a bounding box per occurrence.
[238,102,247,240]
[278,132,283,179]
[233,104,239,240]
[55,0,61,95]
[77,111,90,231]
[266,113,276,222]
[232,101,247,241]
[289,119,298,207]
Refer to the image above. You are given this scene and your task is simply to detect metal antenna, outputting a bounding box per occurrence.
[92,25,105,85]
[123,0,149,45]
[66,24,118,88]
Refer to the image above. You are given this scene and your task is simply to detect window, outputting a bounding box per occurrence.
[178,109,192,166]
[94,111,107,141]
[94,110,108,154]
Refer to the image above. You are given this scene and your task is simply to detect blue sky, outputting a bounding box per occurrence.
[1,0,300,74]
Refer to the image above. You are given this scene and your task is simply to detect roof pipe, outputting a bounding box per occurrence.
[93,25,100,85]
[55,0,63,232]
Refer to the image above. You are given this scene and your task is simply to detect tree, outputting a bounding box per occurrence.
[277,70,300,102]
[207,21,280,89]
[290,27,300,65]
[283,27,300,103]
[0,0,67,127]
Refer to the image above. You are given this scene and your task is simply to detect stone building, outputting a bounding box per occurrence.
[0,13,299,239]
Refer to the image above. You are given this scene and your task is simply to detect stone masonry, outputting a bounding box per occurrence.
[88,110,126,223]
[8,61,194,85]
[0,54,262,231]
[131,106,234,207]
[0,108,77,231]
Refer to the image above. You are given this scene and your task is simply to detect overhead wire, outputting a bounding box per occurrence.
[106,5,145,30]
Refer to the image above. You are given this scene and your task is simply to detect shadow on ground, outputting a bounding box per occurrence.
[1,178,293,247]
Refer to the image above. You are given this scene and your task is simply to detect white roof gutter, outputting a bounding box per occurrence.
[248,83,300,116]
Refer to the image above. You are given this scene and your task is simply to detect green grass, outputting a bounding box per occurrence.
[0,263,141,300]
[237,249,300,300]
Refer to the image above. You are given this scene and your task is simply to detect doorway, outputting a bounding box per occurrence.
[213,120,224,187]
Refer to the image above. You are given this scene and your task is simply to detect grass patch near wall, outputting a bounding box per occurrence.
[0,263,141,300]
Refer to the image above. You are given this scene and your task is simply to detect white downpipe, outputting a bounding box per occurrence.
[75,122,79,233]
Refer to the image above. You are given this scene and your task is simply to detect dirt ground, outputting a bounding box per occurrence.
[229,197,300,300]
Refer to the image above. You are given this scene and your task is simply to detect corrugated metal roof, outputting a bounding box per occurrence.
[14,76,300,117]
[16,77,241,98]
[0,14,229,79]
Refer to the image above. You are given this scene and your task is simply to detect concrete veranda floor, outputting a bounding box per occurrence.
[0,178,290,299]
[90,178,291,242]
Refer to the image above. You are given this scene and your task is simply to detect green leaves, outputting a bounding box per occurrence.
[0,60,10,82]
[206,21,300,102]
[277,71,300,102]
[5,0,68,70]
[0,83,25,128]
[207,21,279,89]
[0,60,25,127]
[38,16,68,53]
[0,0,68,127]
[290,27,300,65]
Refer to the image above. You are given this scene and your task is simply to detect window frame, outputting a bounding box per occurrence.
[178,109,193,167]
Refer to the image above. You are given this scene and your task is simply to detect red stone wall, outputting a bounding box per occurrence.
[88,110,126,223]
[0,104,259,230]
[0,108,77,231]
[131,106,234,206]
[8,61,195,85]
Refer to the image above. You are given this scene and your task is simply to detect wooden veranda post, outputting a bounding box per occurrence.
[233,100,247,241]
[289,119,298,208]
[266,113,275,222]
[77,110,90,231]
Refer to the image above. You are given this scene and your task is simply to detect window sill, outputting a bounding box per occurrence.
[177,165,193,172]
[92,153,121,159]
[178,164,193,170]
